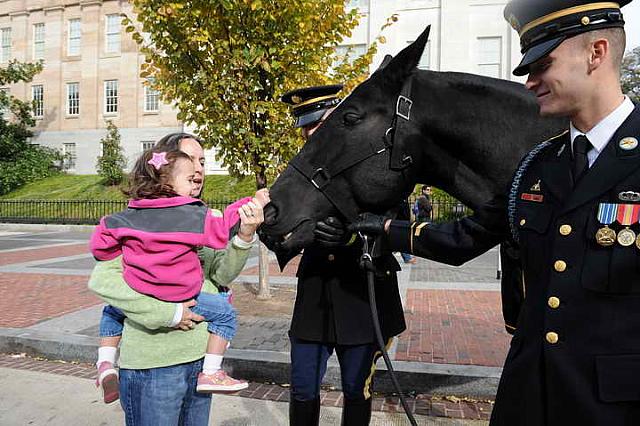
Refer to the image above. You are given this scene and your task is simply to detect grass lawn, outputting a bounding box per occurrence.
[0,173,258,201]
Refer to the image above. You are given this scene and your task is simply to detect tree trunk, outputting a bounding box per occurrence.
[255,171,271,299]
[256,241,271,299]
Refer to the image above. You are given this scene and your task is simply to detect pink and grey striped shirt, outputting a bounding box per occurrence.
[90,196,251,302]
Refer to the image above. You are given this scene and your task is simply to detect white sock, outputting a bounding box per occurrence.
[202,354,224,375]
[97,346,118,368]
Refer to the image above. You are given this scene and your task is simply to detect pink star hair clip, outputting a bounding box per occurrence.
[148,152,169,170]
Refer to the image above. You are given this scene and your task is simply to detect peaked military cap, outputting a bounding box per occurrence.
[281,84,343,128]
[504,0,632,76]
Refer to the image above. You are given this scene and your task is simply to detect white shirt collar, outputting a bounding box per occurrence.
[570,96,635,155]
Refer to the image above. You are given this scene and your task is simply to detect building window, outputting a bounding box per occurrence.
[66,82,80,116]
[141,140,155,152]
[33,23,45,60]
[334,44,367,67]
[144,79,160,112]
[0,87,9,116]
[105,14,121,54]
[477,37,502,79]
[63,143,76,171]
[32,85,44,118]
[1,28,11,63]
[104,80,118,114]
[68,19,81,56]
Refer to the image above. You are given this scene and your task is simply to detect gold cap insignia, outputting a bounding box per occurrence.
[619,137,639,151]
[291,95,302,104]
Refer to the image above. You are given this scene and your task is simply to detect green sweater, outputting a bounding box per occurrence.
[88,237,252,369]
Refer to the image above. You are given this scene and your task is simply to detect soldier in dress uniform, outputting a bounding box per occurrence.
[349,1,640,424]
[274,85,406,425]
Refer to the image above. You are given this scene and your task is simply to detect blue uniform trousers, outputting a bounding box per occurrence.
[289,336,384,402]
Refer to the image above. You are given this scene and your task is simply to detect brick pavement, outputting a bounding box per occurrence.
[0,353,494,420]
[396,290,510,367]
[0,230,509,370]
[0,243,88,266]
[0,272,99,328]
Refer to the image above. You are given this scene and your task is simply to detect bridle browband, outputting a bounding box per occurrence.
[289,72,416,222]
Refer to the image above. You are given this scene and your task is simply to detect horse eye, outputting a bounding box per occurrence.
[343,112,362,126]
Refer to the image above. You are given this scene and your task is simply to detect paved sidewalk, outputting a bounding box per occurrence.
[0,224,512,419]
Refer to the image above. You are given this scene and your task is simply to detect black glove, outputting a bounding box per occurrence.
[314,216,351,248]
[347,212,387,236]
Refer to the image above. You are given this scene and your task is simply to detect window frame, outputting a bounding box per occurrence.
[103,79,119,115]
[67,19,81,57]
[66,82,80,116]
[476,36,503,79]
[105,14,121,54]
[33,23,45,60]
[62,142,77,171]
[143,79,160,113]
[31,84,44,119]
[1,27,11,63]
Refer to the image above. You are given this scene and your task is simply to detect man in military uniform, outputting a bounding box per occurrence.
[349,1,640,424]
[275,85,406,425]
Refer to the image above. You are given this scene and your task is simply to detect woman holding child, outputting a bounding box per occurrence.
[89,133,266,425]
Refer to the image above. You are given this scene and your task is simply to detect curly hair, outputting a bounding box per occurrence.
[124,149,193,200]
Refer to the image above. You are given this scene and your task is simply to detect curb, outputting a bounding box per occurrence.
[0,328,500,399]
[0,223,95,233]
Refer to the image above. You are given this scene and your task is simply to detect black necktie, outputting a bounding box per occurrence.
[572,135,591,185]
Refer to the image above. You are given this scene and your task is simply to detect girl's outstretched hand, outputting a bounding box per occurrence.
[238,189,268,242]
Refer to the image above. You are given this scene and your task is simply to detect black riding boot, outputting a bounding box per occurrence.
[341,397,372,426]
[289,397,320,426]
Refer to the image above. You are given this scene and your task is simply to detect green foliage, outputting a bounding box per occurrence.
[622,47,640,103]
[96,121,127,186]
[0,174,257,201]
[0,60,63,195]
[124,0,395,188]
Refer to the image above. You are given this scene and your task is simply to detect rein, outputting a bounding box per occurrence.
[289,73,417,222]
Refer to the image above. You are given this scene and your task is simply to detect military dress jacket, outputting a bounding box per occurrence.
[388,105,640,425]
[289,242,406,346]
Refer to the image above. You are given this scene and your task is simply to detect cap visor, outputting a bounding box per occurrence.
[513,37,565,76]
[295,109,327,128]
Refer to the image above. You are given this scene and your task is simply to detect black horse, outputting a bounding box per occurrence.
[262,26,567,251]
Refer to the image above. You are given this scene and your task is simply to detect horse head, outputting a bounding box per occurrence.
[262,26,566,253]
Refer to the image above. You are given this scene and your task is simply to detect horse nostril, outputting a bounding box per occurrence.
[263,204,278,225]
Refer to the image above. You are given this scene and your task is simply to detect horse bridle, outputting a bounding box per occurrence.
[289,73,416,222]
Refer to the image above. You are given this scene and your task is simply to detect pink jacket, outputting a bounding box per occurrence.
[90,196,251,302]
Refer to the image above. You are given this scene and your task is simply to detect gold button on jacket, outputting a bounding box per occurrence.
[559,225,572,236]
[520,218,526,226]
[554,260,567,272]
[327,254,335,261]
[546,332,559,344]
[548,297,560,309]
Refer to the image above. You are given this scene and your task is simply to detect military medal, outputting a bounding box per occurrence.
[616,204,640,247]
[595,203,617,247]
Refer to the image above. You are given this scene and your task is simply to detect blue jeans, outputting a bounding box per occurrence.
[289,336,380,402]
[119,358,211,426]
[400,252,413,262]
[99,291,237,341]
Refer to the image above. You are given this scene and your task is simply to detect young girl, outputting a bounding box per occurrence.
[91,148,264,403]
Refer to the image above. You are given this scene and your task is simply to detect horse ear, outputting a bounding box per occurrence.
[377,54,394,71]
[382,25,431,84]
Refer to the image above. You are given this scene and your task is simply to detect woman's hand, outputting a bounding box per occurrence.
[176,300,205,331]
[238,189,268,242]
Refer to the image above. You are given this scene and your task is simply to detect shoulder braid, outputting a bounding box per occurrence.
[508,131,569,244]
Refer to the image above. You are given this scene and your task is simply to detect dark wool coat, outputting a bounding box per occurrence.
[389,106,640,425]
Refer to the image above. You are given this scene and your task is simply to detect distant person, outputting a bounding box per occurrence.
[397,199,416,264]
[414,185,433,222]
[91,146,267,403]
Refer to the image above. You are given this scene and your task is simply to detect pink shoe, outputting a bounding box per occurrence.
[95,361,119,404]
[196,370,248,393]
